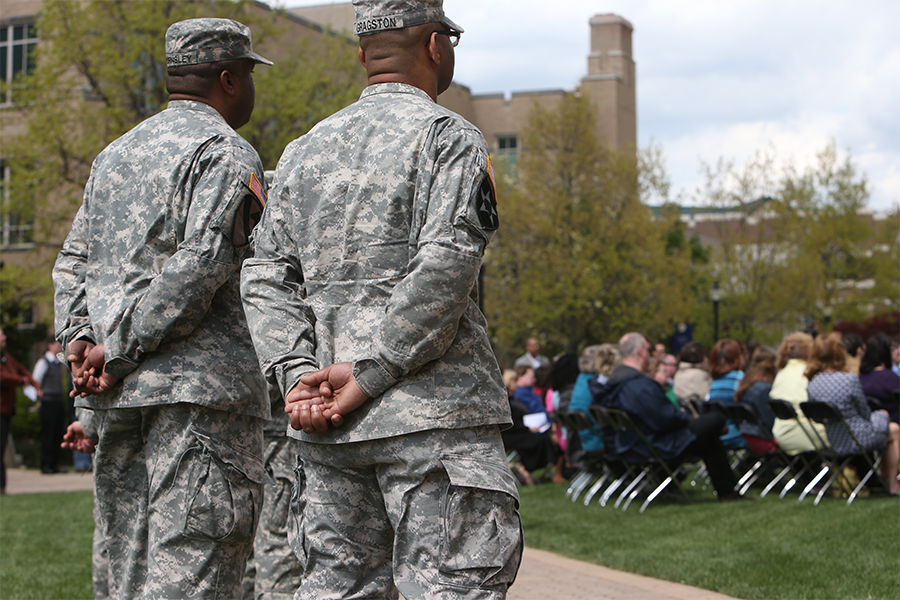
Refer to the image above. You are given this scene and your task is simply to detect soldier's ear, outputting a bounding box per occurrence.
[219,68,237,97]
[425,31,441,66]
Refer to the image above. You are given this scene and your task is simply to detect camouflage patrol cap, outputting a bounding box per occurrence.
[166,18,273,68]
[353,0,464,37]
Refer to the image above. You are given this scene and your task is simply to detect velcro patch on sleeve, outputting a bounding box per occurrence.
[476,157,499,231]
[232,176,265,247]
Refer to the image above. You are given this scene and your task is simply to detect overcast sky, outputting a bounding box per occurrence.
[287,0,900,211]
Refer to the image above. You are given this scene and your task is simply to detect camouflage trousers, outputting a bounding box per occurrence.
[92,403,265,599]
[290,425,523,600]
[243,435,304,600]
[92,493,110,600]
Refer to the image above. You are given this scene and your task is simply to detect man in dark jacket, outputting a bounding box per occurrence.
[597,332,739,499]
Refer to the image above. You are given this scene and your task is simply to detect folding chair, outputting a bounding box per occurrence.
[553,410,608,503]
[704,401,756,485]
[866,396,883,412]
[683,399,717,490]
[722,402,796,496]
[596,406,693,513]
[679,393,703,418]
[766,399,826,498]
[688,398,707,417]
[505,449,527,487]
[578,406,631,506]
[799,401,886,505]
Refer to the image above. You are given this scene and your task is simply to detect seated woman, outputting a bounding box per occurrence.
[859,333,900,424]
[734,347,779,455]
[546,352,580,414]
[806,333,900,496]
[545,353,580,455]
[770,332,830,454]
[708,339,748,449]
[512,366,546,415]
[501,369,564,485]
[673,341,711,405]
[567,344,622,453]
[568,345,607,453]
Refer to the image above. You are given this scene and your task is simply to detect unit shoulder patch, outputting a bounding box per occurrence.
[476,156,499,231]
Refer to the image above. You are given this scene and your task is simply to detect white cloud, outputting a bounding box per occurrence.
[288,0,900,210]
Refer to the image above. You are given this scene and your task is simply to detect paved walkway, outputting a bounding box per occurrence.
[3,468,735,600]
[5,467,95,495]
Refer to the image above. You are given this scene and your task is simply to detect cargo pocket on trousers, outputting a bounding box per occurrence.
[438,455,523,591]
[181,432,265,545]
[287,455,308,568]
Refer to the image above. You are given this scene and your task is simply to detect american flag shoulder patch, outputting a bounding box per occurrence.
[486,155,497,200]
[248,172,266,207]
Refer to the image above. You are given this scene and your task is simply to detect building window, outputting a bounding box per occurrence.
[0,21,39,105]
[0,162,34,249]
[495,134,519,180]
[497,135,518,154]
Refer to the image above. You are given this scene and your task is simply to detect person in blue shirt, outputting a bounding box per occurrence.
[513,366,546,415]
[708,339,748,449]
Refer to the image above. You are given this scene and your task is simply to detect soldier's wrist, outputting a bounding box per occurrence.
[352,358,401,398]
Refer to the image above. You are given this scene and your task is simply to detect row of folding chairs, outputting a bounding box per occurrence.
[710,397,889,504]
[685,396,891,505]
[555,407,694,513]
[723,398,888,504]
[773,399,887,504]
[691,397,890,505]
[557,397,890,509]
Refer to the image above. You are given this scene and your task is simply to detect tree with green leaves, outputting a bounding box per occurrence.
[484,90,695,358]
[693,142,898,344]
[0,0,364,329]
[243,32,363,170]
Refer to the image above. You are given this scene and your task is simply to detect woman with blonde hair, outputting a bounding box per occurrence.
[770,332,830,454]
[569,344,619,453]
[502,369,518,398]
[594,344,621,379]
[806,333,900,495]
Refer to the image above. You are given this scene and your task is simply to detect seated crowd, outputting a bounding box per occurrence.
[500,330,900,498]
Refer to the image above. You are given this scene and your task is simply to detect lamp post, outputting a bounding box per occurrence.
[710,281,724,343]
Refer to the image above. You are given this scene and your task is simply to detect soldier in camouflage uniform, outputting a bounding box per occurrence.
[242,396,304,600]
[241,173,304,600]
[240,1,522,598]
[62,410,109,599]
[53,18,273,599]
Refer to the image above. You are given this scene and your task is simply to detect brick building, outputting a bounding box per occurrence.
[1,0,636,331]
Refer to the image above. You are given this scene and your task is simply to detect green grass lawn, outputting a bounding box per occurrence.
[0,491,94,600]
[1,484,898,599]
[518,481,900,600]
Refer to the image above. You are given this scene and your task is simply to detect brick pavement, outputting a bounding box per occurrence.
[3,468,736,600]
